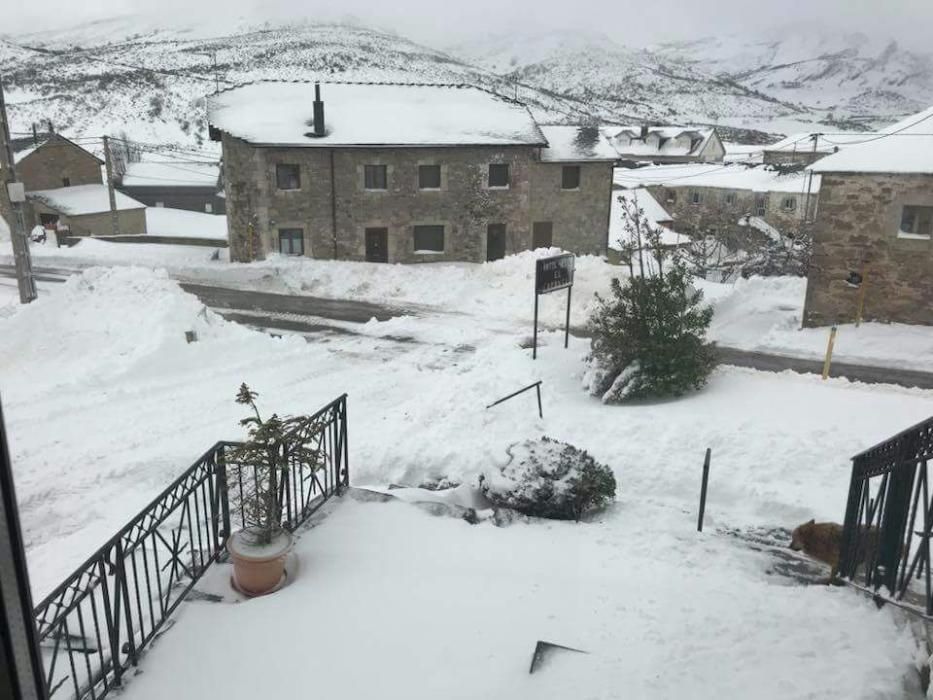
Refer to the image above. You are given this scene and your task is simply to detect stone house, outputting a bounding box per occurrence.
[614,163,820,247]
[26,185,147,238]
[604,126,725,164]
[117,161,225,214]
[803,123,933,327]
[15,133,103,191]
[207,82,617,264]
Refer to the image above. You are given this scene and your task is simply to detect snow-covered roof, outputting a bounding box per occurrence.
[723,143,764,164]
[207,81,547,148]
[609,187,686,251]
[614,163,820,194]
[27,185,145,215]
[810,105,933,174]
[764,132,883,154]
[13,134,103,165]
[606,126,716,158]
[122,161,220,188]
[538,125,618,162]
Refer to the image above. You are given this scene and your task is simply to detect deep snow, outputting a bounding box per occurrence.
[2,266,932,698]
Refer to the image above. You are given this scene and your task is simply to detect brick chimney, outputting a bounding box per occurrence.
[313,83,325,137]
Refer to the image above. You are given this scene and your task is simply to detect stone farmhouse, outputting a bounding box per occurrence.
[613,163,819,246]
[26,185,147,238]
[207,81,618,264]
[803,106,933,327]
[604,126,725,164]
[117,161,225,214]
[15,133,103,191]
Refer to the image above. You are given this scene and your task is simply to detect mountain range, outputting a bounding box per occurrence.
[1,17,931,154]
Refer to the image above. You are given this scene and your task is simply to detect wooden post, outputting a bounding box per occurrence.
[822,325,838,380]
[855,265,869,327]
[564,285,571,349]
[532,291,539,360]
[102,135,120,236]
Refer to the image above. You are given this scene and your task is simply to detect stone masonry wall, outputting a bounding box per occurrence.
[17,136,102,192]
[28,199,146,237]
[803,173,933,327]
[222,135,611,263]
[529,161,613,255]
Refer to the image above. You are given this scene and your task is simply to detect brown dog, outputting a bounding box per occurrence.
[790,519,879,583]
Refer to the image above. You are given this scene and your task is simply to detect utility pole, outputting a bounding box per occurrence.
[0,74,37,304]
[102,135,120,237]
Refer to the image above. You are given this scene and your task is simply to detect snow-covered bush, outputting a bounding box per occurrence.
[587,197,715,403]
[480,437,616,521]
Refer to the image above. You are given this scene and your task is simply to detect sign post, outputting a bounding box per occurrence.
[533,253,575,360]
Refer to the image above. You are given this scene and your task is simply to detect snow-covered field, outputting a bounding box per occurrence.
[1,265,932,698]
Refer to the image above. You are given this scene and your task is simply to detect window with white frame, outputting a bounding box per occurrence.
[781,196,797,212]
[899,205,933,240]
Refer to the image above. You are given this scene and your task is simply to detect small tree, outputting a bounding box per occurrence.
[228,384,325,546]
[588,196,715,403]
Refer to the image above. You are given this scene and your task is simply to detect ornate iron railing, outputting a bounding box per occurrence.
[839,414,933,615]
[32,394,348,699]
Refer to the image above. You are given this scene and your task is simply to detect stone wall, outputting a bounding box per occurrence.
[28,199,146,237]
[646,183,816,244]
[529,162,613,255]
[17,136,102,191]
[221,135,611,263]
[803,173,933,327]
[762,150,829,167]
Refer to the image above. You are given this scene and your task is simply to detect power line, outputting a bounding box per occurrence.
[819,110,933,146]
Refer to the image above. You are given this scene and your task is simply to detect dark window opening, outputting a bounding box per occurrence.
[365,227,389,262]
[62,176,71,187]
[278,228,304,256]
[364,164,388,190]
[755,195,767,217]
[419,165,441,189]
[488,163,510,188]
[690,191,702,205]
[275,163,301,190]
[900,205,933,239]
[561,165,581,190]
[782,196,797,211]
[413,225,445,252]
[532,221,553,249]
[724,192,736,206]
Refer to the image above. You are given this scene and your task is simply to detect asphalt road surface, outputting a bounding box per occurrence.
[3,263,932,390]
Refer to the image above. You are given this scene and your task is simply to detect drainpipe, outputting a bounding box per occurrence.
[329,149,338,260]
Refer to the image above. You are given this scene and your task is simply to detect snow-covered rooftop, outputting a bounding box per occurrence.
[122,161,220,188]
[610,187,685,250]
[207,82,547,148]
[614,163,820,194]
[810,105,933,174]
[606,126,716,158]
[537,125,618,162]
[27,185,145,215]
[764,132,883,154]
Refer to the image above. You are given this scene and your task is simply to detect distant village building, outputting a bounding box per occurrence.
[26,185,147,238]
[208,82,617,263]
[118,161,225,214]
[803,107,933,327]
[608,187,686,263]
[762,132,887,167]
[614,163,819,244]
[15,133,103,191]
[604,126,725,164]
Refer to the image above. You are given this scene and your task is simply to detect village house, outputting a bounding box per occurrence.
[761,132,885,167]
[26,185,147,238]
[607,187,686,263]
[15,133,103,191]
[614,163,820,246]
[605,126,725,164]
[803,106,933,327]
[207,81,617,263]
[117,160,225,214]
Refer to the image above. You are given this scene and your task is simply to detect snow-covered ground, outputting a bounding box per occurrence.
[0,264,933,699]
[144,207,228,240]
[2,266,930,699]
[7,239,933,373]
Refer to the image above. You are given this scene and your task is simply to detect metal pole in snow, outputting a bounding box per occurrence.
[532,291,539,360]
[564,285,572,349]
[697,448,711,532]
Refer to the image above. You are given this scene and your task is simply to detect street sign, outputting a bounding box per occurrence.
[532,253,575,360]
[535,253,575,294]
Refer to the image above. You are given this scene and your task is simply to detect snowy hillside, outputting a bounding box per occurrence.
[653,24,933,127]
[2,19,931,150]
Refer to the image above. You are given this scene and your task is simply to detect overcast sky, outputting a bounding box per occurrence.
[6,0,933,51]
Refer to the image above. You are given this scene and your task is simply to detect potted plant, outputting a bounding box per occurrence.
[226,384,323,596]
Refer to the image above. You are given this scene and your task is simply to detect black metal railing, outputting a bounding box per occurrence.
[32,394,348,699]
[839,414,933,615]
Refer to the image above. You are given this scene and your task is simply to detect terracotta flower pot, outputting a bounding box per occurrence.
[227,529,292,596]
